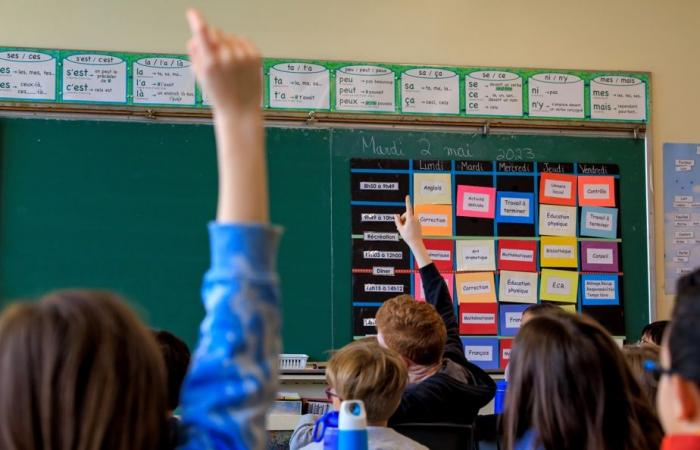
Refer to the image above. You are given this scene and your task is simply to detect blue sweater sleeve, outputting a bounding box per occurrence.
[178,223,282,450]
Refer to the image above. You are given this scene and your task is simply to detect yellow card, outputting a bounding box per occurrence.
[540,236,578,268]
[414,204,453,236]
[540,269,579,303]
[414,173,452,204]
[559,304,578,313]
[455,272,496,303]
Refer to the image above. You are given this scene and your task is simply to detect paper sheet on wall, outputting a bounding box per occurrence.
[465,71,523,117]
[269,62,330,110]
[62,54,126,103]
[0,50,56,100]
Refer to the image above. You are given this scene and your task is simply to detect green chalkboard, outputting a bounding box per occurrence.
[0,118,649,360]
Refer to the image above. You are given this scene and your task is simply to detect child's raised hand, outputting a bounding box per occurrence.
[186,9,261,116]
[394,195,424,248]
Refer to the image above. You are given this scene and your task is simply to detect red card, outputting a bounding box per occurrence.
[539,173,577,206]
[459,303,498,335]
[497,240,537,272]
[500,339,514,369]
[578,176,616,207]
[415,272,454,302]
[416,239,454,272]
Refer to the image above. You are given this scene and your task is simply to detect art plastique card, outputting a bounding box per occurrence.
[456,239,496,271]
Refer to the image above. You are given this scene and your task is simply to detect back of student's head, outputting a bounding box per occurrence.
[622,344,660,408]
[503,313,662,450]
[375,294,446,366]
[521,302,563,324]
[0,290,167,450]
[639,320,669,346]
[153,330,191,412]
[326,337,408,424]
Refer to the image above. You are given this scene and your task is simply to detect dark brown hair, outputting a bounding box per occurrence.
[326,338,407,424]
[0,290,168,450]
[154,330,191,411]
[622,344,660,407]
[503,313,662,450]
[375,294,446,366]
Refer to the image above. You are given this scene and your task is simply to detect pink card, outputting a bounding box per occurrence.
[415,272,455,302]
[457,185,496,218]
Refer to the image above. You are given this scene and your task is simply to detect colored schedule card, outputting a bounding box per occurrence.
[269,62,330,110]
[539,205,577,236]
[580,206,618,239]
[581,241,619,272]
[418,239,454,271]
[499,304,529,336]
[540,236,578,268]
[540,269,579,303]
[414,173,452,204]
[456,272,496,303]
[500,339,514,370]
[498,271,538,303]
[401,68,459,114]
[465,71,523,117]
[461,337,500,370]
[335,65,395,112]
[528,73,584,119]
[133,57,195,105]
[497,240,537,272]
[457,185,496,218]
[539,173,577,206]
[0,50,56,100]
[581,273,619,306]
[496,192,534,223]
[414,204,453,236]
[456,239,496,271]
[578,176,616,207]
[415,272,454,302]
[459,303,498,335]
[61,54,127,103]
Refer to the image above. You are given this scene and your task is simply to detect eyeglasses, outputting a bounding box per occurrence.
[325,387,340,401]
[644,359,675,381]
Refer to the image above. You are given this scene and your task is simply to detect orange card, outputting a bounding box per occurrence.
[414,204,453,236]
[539,173,577,206]
[578,176,616,207]
[455,272,497,303]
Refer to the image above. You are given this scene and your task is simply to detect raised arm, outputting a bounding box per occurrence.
[395,196,467,365]
[178,10,281,450]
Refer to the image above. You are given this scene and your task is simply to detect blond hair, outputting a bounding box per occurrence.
[375,294,446,366]
[326,338,407,424]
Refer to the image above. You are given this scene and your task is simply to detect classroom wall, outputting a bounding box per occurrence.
[3,0,699,319]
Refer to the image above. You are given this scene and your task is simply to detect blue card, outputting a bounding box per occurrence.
[580,206,618,239]
[461,337,500,370]
[496,191,535,224]
[499,303,530,336]
[581,273,619,306]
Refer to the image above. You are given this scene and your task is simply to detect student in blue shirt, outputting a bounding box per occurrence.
[0,10,280,450]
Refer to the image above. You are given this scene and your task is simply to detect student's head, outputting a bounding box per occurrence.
[639,320,669,346]
[0,290,167,450]
[657,271,700,434]
[375,294,446,367]
[521,302,563,325]
[503,313,662,450]
[153,330,191,414]
[622,344,660,408]
[326,337,408,425]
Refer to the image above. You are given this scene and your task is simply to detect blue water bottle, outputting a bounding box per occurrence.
[312,411,339,450]
[337,400,369,450]
[494,380,508,414]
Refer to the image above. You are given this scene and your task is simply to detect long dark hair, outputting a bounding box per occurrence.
[670,270,700,385]
[0,290,168,450]
[502,313,662,450]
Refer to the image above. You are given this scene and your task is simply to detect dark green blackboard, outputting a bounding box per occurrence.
[0,118,649,360]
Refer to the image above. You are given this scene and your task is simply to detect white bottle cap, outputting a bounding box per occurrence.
[338,400,367,431]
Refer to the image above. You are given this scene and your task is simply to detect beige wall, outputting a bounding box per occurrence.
[3,0,700,319]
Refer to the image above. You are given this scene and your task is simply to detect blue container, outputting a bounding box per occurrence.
[494,380,508,414]
[338,430,369,450]
[312,411,339,450]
